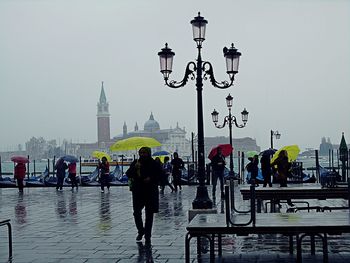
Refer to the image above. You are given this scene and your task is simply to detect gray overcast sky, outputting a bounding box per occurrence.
[1,0,349,152]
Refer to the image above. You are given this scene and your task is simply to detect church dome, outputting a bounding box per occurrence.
[144,113,160,132]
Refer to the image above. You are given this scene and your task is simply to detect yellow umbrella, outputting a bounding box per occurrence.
[92,151,112,162]
[110,137,162,152]
[270,145,300,163]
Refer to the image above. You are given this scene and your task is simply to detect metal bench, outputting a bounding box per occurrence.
[185,182,350,263]
[0,219,12,261]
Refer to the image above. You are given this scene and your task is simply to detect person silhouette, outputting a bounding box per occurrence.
[126,147,162,247]
[210,147,226,198]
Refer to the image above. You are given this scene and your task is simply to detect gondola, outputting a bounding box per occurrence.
[0,176,16,187]
[25,168,48,187]
[44,171,71,187]
[109,165,128,186]
[81,167,100,186]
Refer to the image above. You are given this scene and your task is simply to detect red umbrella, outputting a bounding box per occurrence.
[208,144,233,160]
[10,156,29,163]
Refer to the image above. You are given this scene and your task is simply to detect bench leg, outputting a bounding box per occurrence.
[323,233,328,263]
[185,232,191,263]
[8,222,12,260]
[296,234,302,262]
[310,234,315,255]
[257,199,262,213]
[210,235,215,263]
[217,234,222,256]
[289,235,294,254]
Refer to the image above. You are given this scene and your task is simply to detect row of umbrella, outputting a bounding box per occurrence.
[207,144,300,163]
[10,136,300,165]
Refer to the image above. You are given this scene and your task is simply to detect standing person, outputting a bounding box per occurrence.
[261,154,272,187]
[161,156,175,193]
[171,152,184,192]
[246,155,259,186]
[210,147,226,199]
[271,150,290,187]
[126,147,162,246]
[68,162,78,191]
[55,158,68,191]
[98,157,110,193]
[14,162,26,192]
[271,150,294,206]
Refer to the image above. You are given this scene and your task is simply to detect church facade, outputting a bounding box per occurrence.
[72,83,259,158]
[112,113,191,157]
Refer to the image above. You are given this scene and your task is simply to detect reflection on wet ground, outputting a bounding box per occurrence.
[0,185,350,262]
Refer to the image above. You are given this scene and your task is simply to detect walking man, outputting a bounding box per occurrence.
[126,147,162,246]
[210,147,226,199]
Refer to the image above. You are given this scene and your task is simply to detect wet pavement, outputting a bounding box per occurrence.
[0,185,350,262]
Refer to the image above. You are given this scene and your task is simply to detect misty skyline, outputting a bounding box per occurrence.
[1,0,349,152]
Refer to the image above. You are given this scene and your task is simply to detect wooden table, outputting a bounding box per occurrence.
[185,212,350,263]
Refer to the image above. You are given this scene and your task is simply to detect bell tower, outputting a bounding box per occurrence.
[97,81,110,146]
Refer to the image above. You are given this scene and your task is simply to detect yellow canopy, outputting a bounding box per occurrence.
[92,151,112,162]
[110,136,161,152]
[270,145,300,164]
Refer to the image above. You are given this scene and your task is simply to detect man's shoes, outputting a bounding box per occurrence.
[136,233,143,242]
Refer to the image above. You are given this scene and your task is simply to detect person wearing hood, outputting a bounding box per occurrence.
[126,147,162,247]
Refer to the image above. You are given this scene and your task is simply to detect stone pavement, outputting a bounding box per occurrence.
[0,185,350,262]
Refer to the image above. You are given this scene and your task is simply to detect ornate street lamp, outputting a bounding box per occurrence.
[270,130,281,149]
[211,94,248,177]
[158,12,242,209]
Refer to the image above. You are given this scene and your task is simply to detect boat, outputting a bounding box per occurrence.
[109,165,128,186]
[80,156,134,167]
[25,168,47,187]
[44,171,71,187]
[0,176,16,187]
[81,167,100,186]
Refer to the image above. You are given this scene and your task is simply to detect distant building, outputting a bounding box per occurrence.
[319,137,333,156]
[2,82,261,160]
[113,113,191,156]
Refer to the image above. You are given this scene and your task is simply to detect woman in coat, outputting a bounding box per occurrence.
[98,157,110,193]
[126,147,162,246]
[14,162,26,192]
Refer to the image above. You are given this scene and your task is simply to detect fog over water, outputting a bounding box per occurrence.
[1,0,349,152]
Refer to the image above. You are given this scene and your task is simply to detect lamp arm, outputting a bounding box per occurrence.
[214,116,229,129]
[202,61,234,89]
[230,115,246,129]
[165,62,196,89]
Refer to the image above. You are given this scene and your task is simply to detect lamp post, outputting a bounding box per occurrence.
[270,130,281,149]
[211,94,248,177]
[158,12,242,209]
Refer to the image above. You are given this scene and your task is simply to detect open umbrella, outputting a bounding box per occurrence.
[10,156,29,163]
[110,137,162,152]
[271,145,300,163]
[259,148,277,157]
[152,150,170,156]
[208,144,233,160]
[61,155,79,163]
[92,151,112,162]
